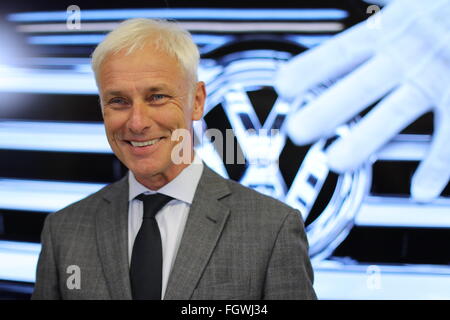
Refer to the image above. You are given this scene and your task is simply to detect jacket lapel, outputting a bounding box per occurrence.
[95,175,133,300]
[164,166,231,300]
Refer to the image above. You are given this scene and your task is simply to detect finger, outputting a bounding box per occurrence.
[411,95,450,202]
[275,21,375,101]
[285,53,403,145]
[406,35,450,108]
[325,82,431,172]
[274,0,432,101]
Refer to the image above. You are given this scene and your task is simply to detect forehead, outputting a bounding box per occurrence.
[98,46,187,92]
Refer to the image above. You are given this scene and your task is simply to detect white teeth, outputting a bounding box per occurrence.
[130,138,161,147]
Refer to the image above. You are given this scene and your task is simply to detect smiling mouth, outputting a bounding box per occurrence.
[127,137,163,147]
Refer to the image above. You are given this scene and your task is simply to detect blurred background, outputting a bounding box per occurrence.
[0,0,449,300]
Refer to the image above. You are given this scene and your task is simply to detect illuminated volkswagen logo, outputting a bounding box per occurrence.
[195,47,371,258]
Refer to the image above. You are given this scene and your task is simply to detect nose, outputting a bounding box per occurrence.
[126,101,151,134]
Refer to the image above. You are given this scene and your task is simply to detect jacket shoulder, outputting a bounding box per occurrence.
[222,176,301,222]
[47,176,128,223]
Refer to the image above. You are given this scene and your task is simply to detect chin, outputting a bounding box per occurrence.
[130,160,169,178]
[131,164,161,178]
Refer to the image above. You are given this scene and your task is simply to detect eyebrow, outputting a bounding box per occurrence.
[103,85,171,98]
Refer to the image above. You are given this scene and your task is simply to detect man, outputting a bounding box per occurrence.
[32,18,316,300]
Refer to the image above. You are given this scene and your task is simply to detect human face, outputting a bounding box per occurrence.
[98,44,205,190]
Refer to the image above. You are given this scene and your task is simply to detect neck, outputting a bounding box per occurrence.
[134,151,196,190]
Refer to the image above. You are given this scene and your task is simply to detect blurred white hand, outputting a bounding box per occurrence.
[275,0,450,202]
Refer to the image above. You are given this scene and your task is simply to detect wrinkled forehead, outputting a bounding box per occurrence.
[101,44,190,79]
[97,48,192,92]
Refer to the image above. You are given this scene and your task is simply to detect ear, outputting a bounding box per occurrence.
[191,81,206,121]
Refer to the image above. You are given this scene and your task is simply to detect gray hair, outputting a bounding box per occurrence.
[91,18,199,85]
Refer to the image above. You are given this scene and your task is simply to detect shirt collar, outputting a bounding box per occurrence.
[128,153,204,205]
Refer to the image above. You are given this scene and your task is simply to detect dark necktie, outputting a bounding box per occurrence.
[130,193,173,300]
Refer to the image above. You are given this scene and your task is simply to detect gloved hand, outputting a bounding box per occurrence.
[275,0,450,202]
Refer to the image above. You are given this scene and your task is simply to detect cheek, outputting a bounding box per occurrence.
[158,103,192,129]
[103,118,128,150]
[103,111,127,133]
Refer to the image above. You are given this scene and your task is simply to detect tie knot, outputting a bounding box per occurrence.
[136,193,173,219]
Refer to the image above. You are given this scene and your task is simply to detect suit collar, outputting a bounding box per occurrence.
[164,165,231,299]
[96,175,133,300]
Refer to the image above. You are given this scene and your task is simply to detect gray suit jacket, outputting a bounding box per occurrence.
[32,165,316,300]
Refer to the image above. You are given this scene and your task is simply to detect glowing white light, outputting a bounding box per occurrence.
[0,179,105,212]
[0,121,111,153]
[0,66,97,94]
[314,261,450,300]
[356,196,450,228]
[8,8,348,22]
[0,241,41,283]
[28,34,105,45]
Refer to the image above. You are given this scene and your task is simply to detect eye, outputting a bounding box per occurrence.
[106,97,130,110]
[149,94,170,105]
[109,97,128,105]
